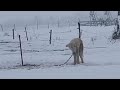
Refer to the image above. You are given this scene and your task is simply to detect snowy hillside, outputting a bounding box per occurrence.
[0,23,120,79]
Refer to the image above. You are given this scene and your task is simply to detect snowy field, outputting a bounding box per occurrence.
[0,24,120,79]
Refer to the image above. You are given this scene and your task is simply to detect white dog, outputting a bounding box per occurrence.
[66,38,84,65]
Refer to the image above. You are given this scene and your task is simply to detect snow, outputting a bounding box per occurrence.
[0,22,120,79]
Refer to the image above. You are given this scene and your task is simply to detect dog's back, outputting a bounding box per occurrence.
[66,38,83,54]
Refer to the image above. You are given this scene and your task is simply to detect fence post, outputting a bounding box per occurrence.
[19,35,24,66]
[49,30,52,44]
[14,24,16,31]
[37,20,38,30]
[67,20,70,27]
[117,11,120,33]
[78,22,81,38]
[25,27,28,41]
[48,23,49,29]
[58,19,59,28]
[13,29,14,39]
[0,24,3,31]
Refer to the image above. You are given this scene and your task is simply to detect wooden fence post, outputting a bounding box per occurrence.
[48,23,49,29]
[13,29,14,39]
[78,22,81,38]
[58,19,59,28]
[49,30,52,44]
[37,20,39,30]
[14,24,16,31]
[19,35,24,66]
[25,27,28,41]
[0,24,3,31]
[117,11,120,33]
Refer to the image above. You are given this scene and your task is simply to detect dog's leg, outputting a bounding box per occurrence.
[73,53,77,65]
[80,52,84,63]
[76,48,80,64]
[79,42,84,63]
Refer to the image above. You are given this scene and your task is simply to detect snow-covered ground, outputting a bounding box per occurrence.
[0,24,120,79]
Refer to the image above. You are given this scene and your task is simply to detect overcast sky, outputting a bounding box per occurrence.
[0,11,117,27]
[0,11,87,21]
